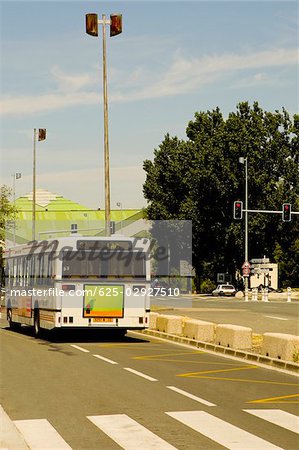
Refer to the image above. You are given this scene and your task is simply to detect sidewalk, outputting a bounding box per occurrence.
[0,405,29,449]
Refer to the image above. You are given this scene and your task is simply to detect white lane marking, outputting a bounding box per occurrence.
[70,344,89,353]
[166,411,283,449]
[265,316,288,321]
[13,419,72,449]
[244,409,299,434]
[93,354,118,365]
[124,367,157,381]
[88,414,177,450]
[166,386,216,407]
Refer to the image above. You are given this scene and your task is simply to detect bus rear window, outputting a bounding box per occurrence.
[62,251,146,278]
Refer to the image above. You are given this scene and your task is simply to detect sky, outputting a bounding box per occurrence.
[1,0,298,209]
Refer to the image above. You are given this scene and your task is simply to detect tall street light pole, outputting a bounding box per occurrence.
[12,172,21,245]
[86,13,122,237]
[239,156,249,301]
[102,14,110,237]
[32,128,46,241]
[32,128,37,241]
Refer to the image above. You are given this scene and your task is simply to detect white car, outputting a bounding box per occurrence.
[212,284,236,297]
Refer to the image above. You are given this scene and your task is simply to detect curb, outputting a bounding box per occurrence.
[141,329,299,375]
[0,405,29,449]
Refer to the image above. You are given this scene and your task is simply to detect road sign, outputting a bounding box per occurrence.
[243,268,250,277]
[217,273,225,283]
[250,258,270,264]
[254,264,272,269]
[242,261,251,269]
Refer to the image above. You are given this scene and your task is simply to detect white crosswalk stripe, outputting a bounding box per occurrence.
[13,419,72,449]
[166,410,283,449]
[244,409,299,434]
[11,409,299,450]
[87,414,177,450]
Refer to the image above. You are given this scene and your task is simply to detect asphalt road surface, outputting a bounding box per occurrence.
[151,296,299,335]
[1,319,299,449]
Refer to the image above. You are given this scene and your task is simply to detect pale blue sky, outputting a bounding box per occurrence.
[1,1,298,208]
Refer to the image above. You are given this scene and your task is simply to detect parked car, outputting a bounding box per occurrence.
[212,284,236,297]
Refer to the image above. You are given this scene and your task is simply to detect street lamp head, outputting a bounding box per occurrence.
[239,157,245,164]
[86,13,98,36]
[110,13,122,36]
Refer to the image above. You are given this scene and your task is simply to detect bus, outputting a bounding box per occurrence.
[2,236,151,336]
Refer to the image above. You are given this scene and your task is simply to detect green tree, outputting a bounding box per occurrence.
[0,185,18,284]
[143,102,299,287]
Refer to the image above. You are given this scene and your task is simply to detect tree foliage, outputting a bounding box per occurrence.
[0,185,18,283]
[143,102,299,287]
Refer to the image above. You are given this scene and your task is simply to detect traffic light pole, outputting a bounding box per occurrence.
[244,158,249,302]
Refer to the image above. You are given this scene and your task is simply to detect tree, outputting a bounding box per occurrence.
[0,185,18,285]
[143,102,299,287]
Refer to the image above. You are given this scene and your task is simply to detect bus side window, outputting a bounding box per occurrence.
[39,254,44,285]
[33,255,38,284]
[19,256,24,287]
[43,253,49,285]
[16,257,20,286]
[48,255,53,279]
[24,257,29,287]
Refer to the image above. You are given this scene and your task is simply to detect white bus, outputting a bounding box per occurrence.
[3,236,151,336]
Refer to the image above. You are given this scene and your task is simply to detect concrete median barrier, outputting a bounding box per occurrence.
[183,319,215,342]
[156,314,183,335]
[215,324,252,350]
[149,312,159,330]
[261,333,299,362]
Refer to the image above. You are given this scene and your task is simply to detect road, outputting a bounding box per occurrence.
[1,319,299,449]
[151,296,299,335]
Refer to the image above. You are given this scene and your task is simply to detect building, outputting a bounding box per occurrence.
[7,189,147,244]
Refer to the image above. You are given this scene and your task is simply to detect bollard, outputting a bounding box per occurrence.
[244,288,249,302]
[263,287,269,302]
[252,288,258,301]
[287,287,292,303]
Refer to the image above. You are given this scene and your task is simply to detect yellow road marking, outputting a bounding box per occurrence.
[134,351,204,360]
[97,342,163,348]
[248,394,299,404]
[178,374,299,387]
[179,365,257,377]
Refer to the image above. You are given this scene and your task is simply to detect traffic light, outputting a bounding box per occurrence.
[110,14,122,36]
[282,203,291,222]
[86,13,98,36]
[233,201,243,219]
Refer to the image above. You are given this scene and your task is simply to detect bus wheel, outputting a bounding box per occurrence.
[7,309,20,330]
[7,309,13,328]
[34,310,41,337]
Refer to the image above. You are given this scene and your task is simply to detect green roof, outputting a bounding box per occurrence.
[8,189,144,243]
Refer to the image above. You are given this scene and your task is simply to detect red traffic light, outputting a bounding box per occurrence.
[282,203,291,222]
[110,13,122,37]
[233,201,243,220]
[86,13,98,36]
